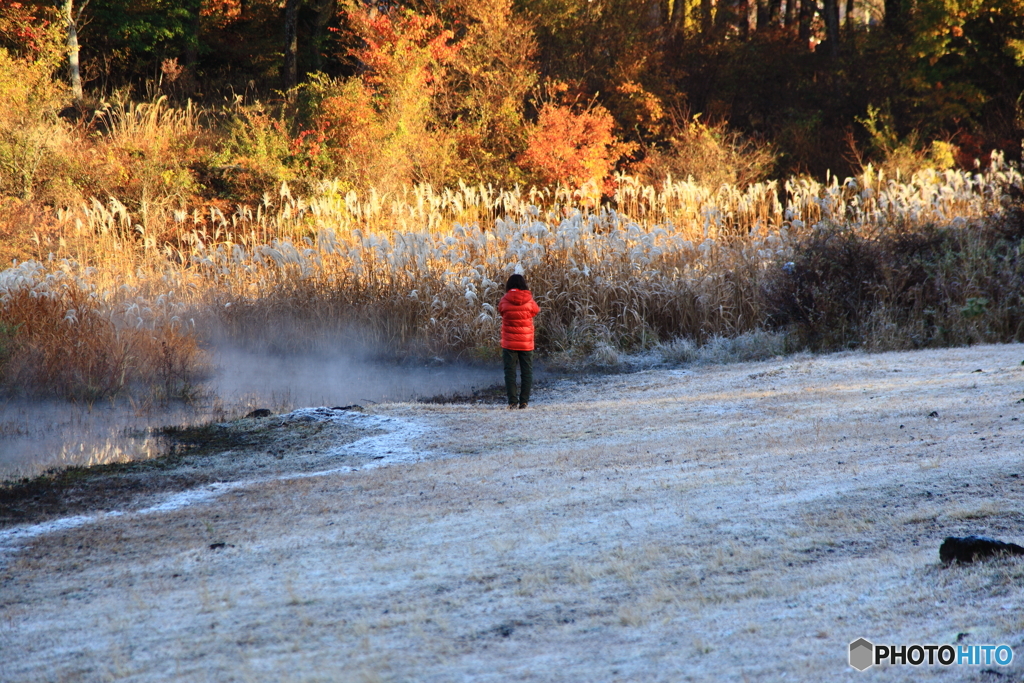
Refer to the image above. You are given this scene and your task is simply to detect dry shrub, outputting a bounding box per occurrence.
[0,42,73,203]
[762,187,1024,350]
[298,75,390,184]
[0,199,62,266]
[638,115,776,189]
[185,157,1020,360]
[88,96,207,209]
[693,330,791,364]
[0,275,209,401]
[0,42,211,210]
[2,151,1020,401]
[207,100,296,202]
[855,104,960,179]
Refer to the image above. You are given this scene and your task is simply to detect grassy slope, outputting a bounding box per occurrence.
[1,344,1023,681]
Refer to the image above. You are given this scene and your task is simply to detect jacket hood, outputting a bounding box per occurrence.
[504,289,534,304]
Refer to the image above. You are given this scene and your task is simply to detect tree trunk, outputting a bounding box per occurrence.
[884,0,903,32]
[283,0,300,91]
[784,0,797,31]
[701,0,713,35]
[668,0,687,49]
[61,0,83,102]
[310,0,336,72]
[844,0,854,32]
[756,0,769,31]
[768,0,783,26]
[798,0,816,45]
[645,0,665,38]
[185,0,201,69]
[823,0,839,56]
[738,0,752,39]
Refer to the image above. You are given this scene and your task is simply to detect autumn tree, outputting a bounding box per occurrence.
[57,0,86,101]
[438,0,539,184]
[519,98,635,193]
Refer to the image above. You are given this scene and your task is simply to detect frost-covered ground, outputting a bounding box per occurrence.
[2,344,1023,682]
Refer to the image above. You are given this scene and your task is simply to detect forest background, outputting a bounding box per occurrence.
[2,0,1023,207]
[0,0,1023,407]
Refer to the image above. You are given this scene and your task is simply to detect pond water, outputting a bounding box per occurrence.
[0,352,500,480]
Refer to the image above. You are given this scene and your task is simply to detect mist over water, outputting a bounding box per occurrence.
[0,349,499,480]
[211,348,495,408]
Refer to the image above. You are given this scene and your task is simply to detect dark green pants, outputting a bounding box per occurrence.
[502,349,533,406]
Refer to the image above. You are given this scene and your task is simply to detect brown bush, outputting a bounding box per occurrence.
[762,190,1024,350]
[637,115,776,189]
[0,280,210,402]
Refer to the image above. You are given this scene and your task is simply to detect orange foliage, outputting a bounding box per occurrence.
[294,7,468,188]
[613,80,666,133]
[202,0,244,22]
[300,80,386,180]
[347,8,461,95]
[520,102,635,192]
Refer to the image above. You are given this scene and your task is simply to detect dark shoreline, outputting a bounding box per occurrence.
[0,410,381,530]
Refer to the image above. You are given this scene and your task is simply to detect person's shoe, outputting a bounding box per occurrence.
[518,402,528,409]
[507,404,518,410]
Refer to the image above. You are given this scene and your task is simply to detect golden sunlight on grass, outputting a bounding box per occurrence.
[3,155,1020,402]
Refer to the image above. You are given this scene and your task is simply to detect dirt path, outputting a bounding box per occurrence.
[2,345,1023,682]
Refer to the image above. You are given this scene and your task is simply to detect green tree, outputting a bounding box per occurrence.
[86,0,203,85]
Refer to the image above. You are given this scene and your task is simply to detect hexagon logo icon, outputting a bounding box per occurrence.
[849,638,874,671]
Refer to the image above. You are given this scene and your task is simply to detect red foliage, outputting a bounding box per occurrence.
[347,8,461,95]
[201,0,244,29]
[0,2,54,56]
[519,102,635,192]
[953,130,990,169]
[290,127,328,168]
[301,80,386,180]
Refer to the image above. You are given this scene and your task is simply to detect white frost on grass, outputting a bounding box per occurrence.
[322,411,436,467]
[0,407,438,567]
[5,344,1024,682]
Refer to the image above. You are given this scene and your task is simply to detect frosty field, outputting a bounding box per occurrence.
[1,344,1023,682]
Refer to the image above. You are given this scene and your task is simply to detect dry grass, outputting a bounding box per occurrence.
[0,265,209,401]
[3,153,1021,399]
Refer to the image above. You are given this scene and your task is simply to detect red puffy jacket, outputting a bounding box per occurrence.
[498,289,540,351]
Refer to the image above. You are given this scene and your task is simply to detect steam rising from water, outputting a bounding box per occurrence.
[0,349,497,480]
[211,348,492,408]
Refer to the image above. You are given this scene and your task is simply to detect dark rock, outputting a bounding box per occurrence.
[928,411,939,417]
[332,405,364,412]
[58,105,86,123]
[246,409,273,418]
[209,542,234,550]
[940,536,1024,565]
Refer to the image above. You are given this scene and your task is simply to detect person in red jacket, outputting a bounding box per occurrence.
[498,273,540,409]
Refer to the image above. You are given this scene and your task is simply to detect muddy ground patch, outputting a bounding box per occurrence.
[0,407,382,528]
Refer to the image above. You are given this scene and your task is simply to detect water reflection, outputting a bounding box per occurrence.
[0,354,498,480]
